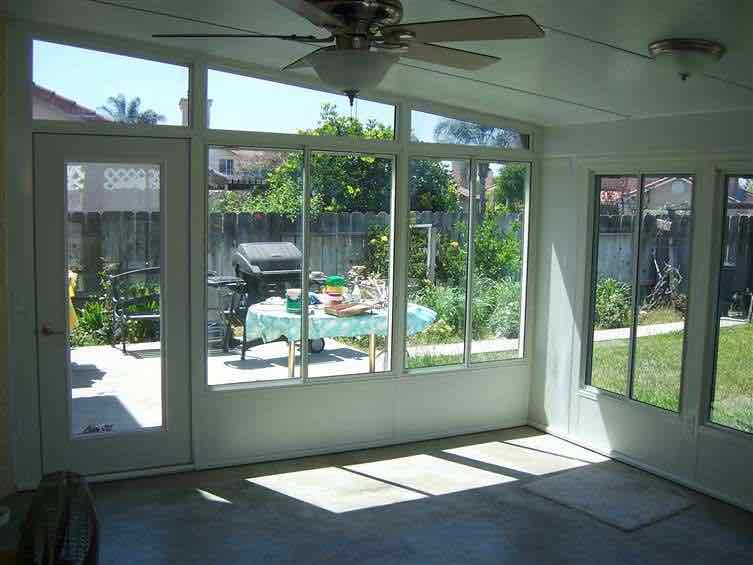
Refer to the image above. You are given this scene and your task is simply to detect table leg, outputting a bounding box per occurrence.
[288,340,296,379]
[369,334,376,373]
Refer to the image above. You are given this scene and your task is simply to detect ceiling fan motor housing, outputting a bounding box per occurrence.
[314,0,404,28]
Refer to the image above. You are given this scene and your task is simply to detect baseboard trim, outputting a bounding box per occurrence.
[15,419,528,491]
[528,420,753,514]
[195,419,528,472]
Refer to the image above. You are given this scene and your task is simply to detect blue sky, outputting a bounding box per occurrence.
[34,40,444,138]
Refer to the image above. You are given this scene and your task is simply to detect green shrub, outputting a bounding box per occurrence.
[595,278,633,329]
[364,225,435,282]
[71,266,160,348]
[414,319,456,345]
[473,205,522,280]
[473,277,521,339]
[436,232,467,287]
[412,284,465,336]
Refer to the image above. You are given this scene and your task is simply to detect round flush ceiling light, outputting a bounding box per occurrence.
[649,38,726,81]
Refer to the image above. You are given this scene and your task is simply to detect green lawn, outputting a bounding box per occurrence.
[407,349,519,369]
[592,323,753,433]
[638,306,684,325]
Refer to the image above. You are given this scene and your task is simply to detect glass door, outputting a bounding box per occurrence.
[34,134,191,475]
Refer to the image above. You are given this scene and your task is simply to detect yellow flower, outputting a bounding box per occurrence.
[450,241,459,248]
[380,235,388,242]
[370,238,378,245]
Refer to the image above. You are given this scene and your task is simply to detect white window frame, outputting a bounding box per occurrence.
[704,168,753,437]
[582,166,698,413]
[6,19,539,486]
[217,158,234,175]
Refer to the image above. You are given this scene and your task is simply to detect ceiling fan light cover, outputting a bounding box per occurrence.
[307,48,398,93]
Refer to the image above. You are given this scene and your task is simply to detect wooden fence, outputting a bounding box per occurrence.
[597,211,753,299]
[67,210,490,295]
[67,210,751,301]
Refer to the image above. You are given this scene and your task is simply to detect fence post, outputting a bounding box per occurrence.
[427,226,437,282]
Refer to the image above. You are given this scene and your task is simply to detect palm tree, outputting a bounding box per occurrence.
[433,119,520,215]
[99,94,165,125]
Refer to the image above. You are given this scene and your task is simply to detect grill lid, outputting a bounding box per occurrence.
[232,242,302,275]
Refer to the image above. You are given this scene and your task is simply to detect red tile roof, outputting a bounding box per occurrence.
[32,83,106,121]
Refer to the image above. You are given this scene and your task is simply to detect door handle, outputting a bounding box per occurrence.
[39,324,65,336]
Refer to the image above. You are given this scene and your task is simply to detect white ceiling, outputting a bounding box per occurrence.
[8,0,753,126]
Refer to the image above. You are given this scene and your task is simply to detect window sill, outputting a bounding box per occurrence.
[205,357,528,393]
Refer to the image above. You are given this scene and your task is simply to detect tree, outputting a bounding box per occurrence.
[493,163,528,211]
[99,94,165,124]
[262,105,459,215]
[433,118,521,215]
[409,159,460,212]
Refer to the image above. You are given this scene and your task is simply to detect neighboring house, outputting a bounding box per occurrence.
[728,177,753,211]
[600,177,693,213]
[32,82,106,121]
[208,147,285,190]
[33,85,161,213]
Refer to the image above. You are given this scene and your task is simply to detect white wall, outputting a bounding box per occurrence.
[540,109,753,157]
[195,365,530,468]
[531,108,753,508]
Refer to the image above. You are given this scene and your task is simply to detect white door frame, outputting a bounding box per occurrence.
[33,133,192,476]
[568,154,753,511]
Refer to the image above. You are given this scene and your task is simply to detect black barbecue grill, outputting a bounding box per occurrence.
[232,242,305,304]
[231,241,326,359]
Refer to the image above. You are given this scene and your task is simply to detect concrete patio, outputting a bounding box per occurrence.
[70,318,747,437]
[70,339,387,435]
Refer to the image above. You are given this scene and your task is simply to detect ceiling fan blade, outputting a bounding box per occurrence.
[152,33,331,42]
[399,42,499,71]
[274,0,346,29]
[281,47,326,71]
[384,15,544,43]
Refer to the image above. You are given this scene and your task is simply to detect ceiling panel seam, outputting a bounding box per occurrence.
[393,62,630,118]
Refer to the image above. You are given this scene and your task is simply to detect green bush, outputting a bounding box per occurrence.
[473,205,522,281]
[71,267,160,348]
[413,319,456,345]
[473,277,521,339]
[436,232,467,287]
[433,206,522,287]
[364,225,435,282]
[412,284,465,337]
[595,278,633,329]
[71,300,112,347]
[410,278,522,343]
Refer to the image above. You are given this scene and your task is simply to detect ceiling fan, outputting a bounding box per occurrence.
[154,0,545,104]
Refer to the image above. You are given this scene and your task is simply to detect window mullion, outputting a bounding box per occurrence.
[390,104,410,375]
[464,160,478,367]
[626,174,645,398]
[300,146,312,383]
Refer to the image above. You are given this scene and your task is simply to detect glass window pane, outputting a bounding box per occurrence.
[33,40,189,126]
[410,110,529,149]
[206,147,303,385]
[589,176,639,394]
[307,151,394,378]
[208,69,395,137]
[406,159,470,370]
[631,176,694,411]
[471,162,529,363]
[68,162,163,435]
[711,175,753,433]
